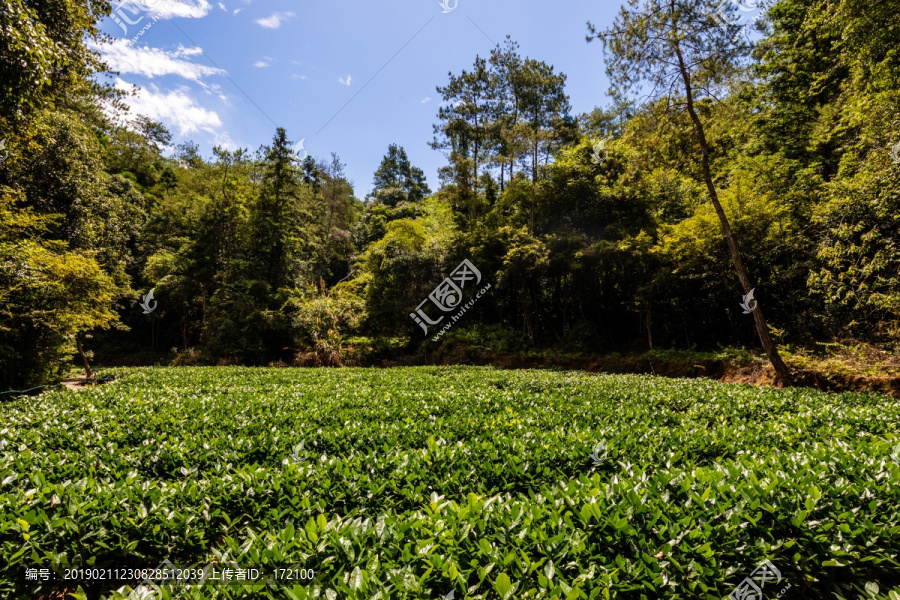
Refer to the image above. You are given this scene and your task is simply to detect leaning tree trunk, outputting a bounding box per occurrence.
[76,338,93,379]
[673,43,791,385]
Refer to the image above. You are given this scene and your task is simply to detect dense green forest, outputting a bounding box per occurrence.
[2,0,899,389]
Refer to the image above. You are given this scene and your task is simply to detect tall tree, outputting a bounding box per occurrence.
[322,152,357,232]
[517,58,572,233]
[252,128,313,290]
[0,192,119,387]
[589,0,792,383]
[371,144,430,205]
[432,57,493,199]
[489,37,525,191]
[313,152,361,284]
[434,43,572,230]
[518,59,572,185]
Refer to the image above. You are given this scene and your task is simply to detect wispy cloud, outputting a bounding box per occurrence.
[338,74,352,86]
[291,74,307,80]
[254,11,295,28]
[217,2,225,10]
[420,96,431,103]
[203,83,228,102]
[144,0,212,19]
[96,39,224,81]
[112,78,222,136]
[253,56,273,68]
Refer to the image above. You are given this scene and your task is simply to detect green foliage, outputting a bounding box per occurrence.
[371,144,431,205]
[756,0,900,343]
[252,128,315,290]
[1,367,898,598]
[431,39,573,204]
[290,286,366,366]
[437,323,530,354]
[0,192,119,388]
[201,280,272,364]
[0,0,107,119]
[0,0,123,389]
[810,168,900,336]
[4,0,900,381]
[7,108,145,287]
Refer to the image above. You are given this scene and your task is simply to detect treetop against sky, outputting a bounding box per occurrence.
[96,0,613,196]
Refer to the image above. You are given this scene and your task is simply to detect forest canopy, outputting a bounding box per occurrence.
[1,0,899,388]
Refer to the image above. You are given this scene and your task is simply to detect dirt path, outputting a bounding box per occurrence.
[61,376,98,390]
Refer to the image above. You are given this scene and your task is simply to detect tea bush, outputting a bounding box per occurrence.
[1,367,898,599]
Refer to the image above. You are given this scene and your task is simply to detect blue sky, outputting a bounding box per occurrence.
[98,0,618,196]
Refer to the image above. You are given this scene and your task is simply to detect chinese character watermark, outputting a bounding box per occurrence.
[110,0,163,42]
[729,559,790,600]
[409,259,491,340]
[25,568,50,581]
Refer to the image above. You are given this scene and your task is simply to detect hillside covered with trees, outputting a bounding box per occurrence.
[2,0,899,389]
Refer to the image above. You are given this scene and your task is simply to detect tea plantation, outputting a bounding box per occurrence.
[1,367,899,599]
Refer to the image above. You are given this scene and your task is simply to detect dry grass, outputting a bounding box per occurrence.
[782,341,900,378]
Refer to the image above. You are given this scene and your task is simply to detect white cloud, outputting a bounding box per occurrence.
[420,96,431,103]
[253,57,273,68]
[203,83,228,101]
[112,78,222,136]
[141,0,212,19]
[254,11,294,28]
[210,131,238,150]
[217,2,225,10]
[96,38,224,81]
[291,74,307,80]
[339,74,352,86]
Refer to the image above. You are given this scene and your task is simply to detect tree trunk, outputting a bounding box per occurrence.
[77,338,93,379]
[473,138,479,197]
[673,41,791,385]
[530,186,536,235]
[530,131,538,234]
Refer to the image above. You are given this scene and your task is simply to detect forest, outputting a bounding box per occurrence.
[2,1,900,598]
[2,0,899,389]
